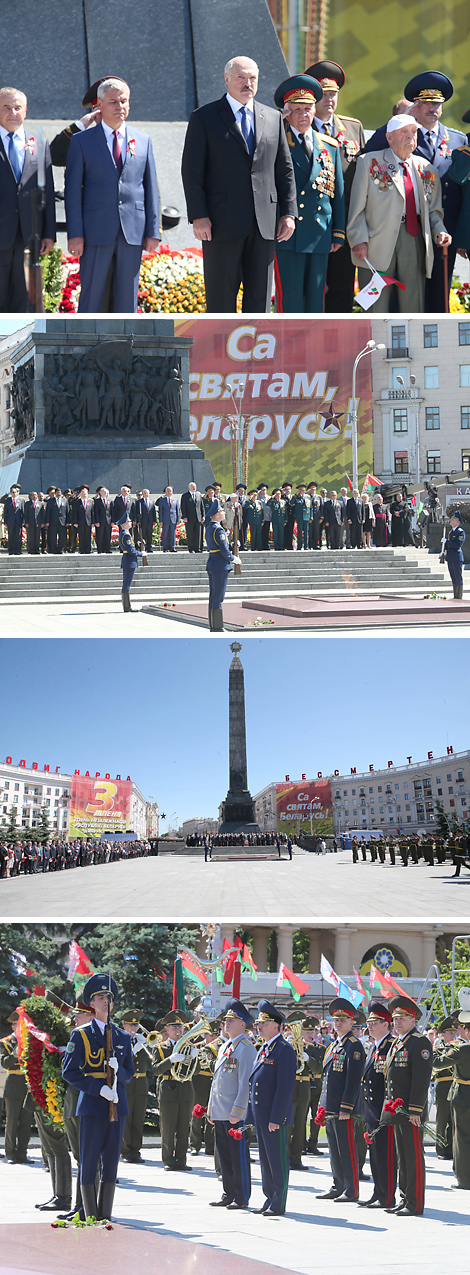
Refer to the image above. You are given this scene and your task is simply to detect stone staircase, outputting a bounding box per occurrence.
[0,546,452,605]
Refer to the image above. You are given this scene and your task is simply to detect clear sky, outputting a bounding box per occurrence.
[2,638,467,827]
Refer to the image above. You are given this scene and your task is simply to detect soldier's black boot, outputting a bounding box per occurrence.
[58,1166,84,1220]
[81,1182,98,1220]
[208,607,213,630]
[122,592,132,612]
[98,1181,116,1221]
[212,607,224,632]
[36,1155,57,1208]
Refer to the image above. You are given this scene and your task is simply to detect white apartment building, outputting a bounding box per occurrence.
[371,316,470,497]
[0,758,150,840]
[180,817,219,838]
[253,783,277,833]
[333,748,469,835]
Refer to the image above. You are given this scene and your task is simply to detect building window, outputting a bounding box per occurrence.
[391,325,407,351]
[461,407,470,430]
[406,804,410,811]
[424,366,439,389]
[425,407,440,430]
[394,452,409,473]
[427,450,441,473]
[459,323,470,346]
[447,774,452,781]
[424,324,438,347]
[14,783,19,790]
[393,408,408,432]
[448,786,453,794]
[391,366,408,388]
[4,781,9,789]
[450,799,455,807]
[460,366,470,387]
[463,451,470,472]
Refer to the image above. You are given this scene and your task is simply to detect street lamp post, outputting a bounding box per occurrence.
[226,380,246,488]
[396,374,419,483]
[351,340,385,489]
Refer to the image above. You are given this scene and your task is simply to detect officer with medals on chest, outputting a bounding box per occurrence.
[361,1002,397,1209]
[306,59,365,312]
[273,74,345,312]
[205,499,240,632]
[317,998,365,1203]
[382,996,433,1216]
[248,999,297,1216]
[62,973,134,1222]
[207,998,257,1209]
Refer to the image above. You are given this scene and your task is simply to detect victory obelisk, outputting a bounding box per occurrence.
[219,643,260,835]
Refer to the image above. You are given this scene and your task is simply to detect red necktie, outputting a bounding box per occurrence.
[113,130,123,175]
[400,163,419,237]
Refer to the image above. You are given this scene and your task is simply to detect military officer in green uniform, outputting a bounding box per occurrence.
[292,485,312,550]
[273,74,345,312]
[202,486,216,532]
[448,142,470,258]
[1,1011,34,1164]
[245,491,264,551]
[431,1015,458,1160]
[120,1009,150,1164]
[190,1020,219,1157]
[305,59,365,311]
[304,1016,325,1153]
[266,489,287,551]
[433,1009,470,1187]
[152,1011,194,1171]
[285,1011,314,1170]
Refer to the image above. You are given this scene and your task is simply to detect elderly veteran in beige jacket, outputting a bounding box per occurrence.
[347,114,451,311]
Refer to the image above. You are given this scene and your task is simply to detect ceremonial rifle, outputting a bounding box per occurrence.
[27,126,45,313]
[232,505,242,577]
[105,970,118,1123]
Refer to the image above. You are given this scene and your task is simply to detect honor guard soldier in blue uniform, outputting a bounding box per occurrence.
[441,510,466,599]
[248,1000,297,1216]
[360,1002,397,1209]
[317,998,365,1203]
[273,75,345,312]
[205,499,240,632]
[62,973,134,1222]
[208,998,257,1209]
[118,513,146,612]
[382,996,433,1216]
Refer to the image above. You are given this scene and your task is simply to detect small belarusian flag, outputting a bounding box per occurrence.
[355,257,406,311]
[180,951,207,989]
[277,962,310,1002]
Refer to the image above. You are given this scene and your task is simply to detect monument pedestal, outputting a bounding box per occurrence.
[4,318,214,495]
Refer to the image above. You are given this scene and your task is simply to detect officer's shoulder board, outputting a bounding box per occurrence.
[322,134,339,148]
[337,114,362,125]
[446,126,467,145]
[454,144,470,157]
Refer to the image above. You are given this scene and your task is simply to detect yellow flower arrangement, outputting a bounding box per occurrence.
[45,1074,63,1124]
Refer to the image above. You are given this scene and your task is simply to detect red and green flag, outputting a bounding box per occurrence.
[276,962,310,1002]
[369,964,395,999]
[180,951,207,989]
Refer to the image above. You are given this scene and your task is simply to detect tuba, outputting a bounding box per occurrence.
[170,1018,212,1082]
[285,1020,305,1075]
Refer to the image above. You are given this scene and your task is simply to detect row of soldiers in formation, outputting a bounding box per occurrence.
[1,480,410,558]
[347,832,470,872]
[0,838,154,878]
[2,975,470,1221]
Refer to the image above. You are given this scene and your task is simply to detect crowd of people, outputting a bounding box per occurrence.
[0,837,153,877]
[1,57,469,315]
[2,980,469,1225]
[2,480,421,557]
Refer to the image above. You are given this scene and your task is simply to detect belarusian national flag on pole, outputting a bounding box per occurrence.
[276,962,310,1002]
[353,966,371,1005]
[68,940,95,991]
[180,951,207,989]
[369,964,396,999]
[384,969,414,998]
[366,472,382,488]
[240,944,257,981]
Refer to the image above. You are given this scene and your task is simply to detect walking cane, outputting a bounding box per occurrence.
[442,243,449,315]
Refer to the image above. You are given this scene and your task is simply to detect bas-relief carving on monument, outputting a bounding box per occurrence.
[11,361,35,447]
[42,340,183,438]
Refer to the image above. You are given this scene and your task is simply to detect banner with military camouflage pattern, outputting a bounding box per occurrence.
[69,775,132,839]
[276,779,333,834]
[174,318,373,492]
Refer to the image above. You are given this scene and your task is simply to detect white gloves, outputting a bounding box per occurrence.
[170,1050,185,1062]
[233,556,241,564]
[108,1056,119,1072]
[100,1084,118,1103]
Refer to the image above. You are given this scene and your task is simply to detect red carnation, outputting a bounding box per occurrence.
[228,1128,243,1140]
[192,1104,207,1118]
[392,1098,404,1112]
[383,1100,394,1113]
[364,1131,373,1145]
[314,1105,327,1126]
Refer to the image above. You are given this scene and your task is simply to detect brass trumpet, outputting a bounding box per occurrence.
[170,1018,212,1082]
[285,1019,305,1075]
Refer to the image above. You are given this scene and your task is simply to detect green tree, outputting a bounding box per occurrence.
[37,805,52,845]
[435,799,450,839]
[4,806,21,845]
[425,937,470,1018]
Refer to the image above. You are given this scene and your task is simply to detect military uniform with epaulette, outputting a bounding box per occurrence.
[285,1019,315,1169]
[190,1038,219,1155]
[153,1038,194,1170]
[121,1037,150,1163]
[382,1012,432,1214]
[435,1031,470,1187]
[209,1005,258,1207]
[1,1031,34,1163]
[363,1020,396,1206]
[319,1000,365,1201]
[266,496,287,551]
[432,1040,455,1159]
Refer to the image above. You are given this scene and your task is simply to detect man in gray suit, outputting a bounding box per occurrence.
[182,56,297,312]
[207,999,257,1209]
[0,86,55,310]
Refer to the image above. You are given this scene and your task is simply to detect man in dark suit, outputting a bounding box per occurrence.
[180,482,205,553]
[248,1000,297,1216]
[181,56,297,312]
[3,484,24,555]
[111,485,133,527]
[322,490,344,549]
[158,486,181,552]
[65,78,160,313]
[92,487,112,554]
[346,488,365,548]
[0,87,55,311]
[24,491,45,554]
[73,485,94,554]
[44,487,69,555]
[133,488,157,553]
